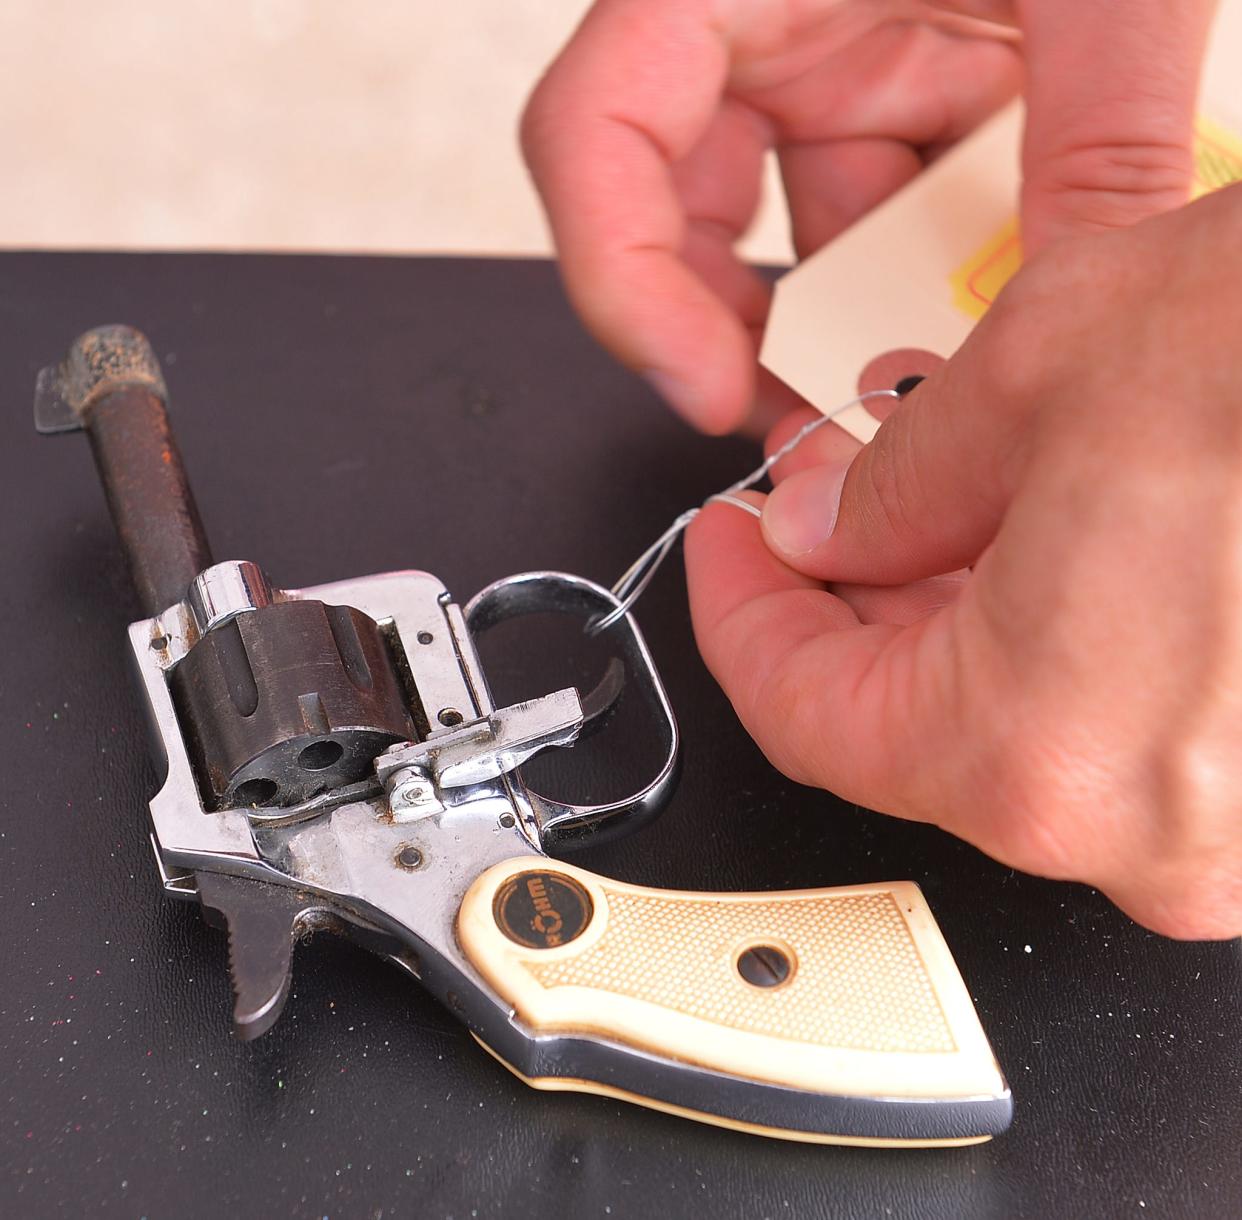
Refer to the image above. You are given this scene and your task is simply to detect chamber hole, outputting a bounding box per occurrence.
[234,778,279,807]
[298,739,344,770]
[438,708,464,727]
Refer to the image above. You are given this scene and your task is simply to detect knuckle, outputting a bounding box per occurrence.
[1031,138,1194,232]
[967,225,1141,409]
[966,288,1053,407]
[1203,179,1242,242]
[753,645,833,787]
[1152,733,1242,923]
[1161,730,1234,828]
[979,225,1110,367]
[856,421,926,546]
[978,713,1242,939]
[973,726,1087,878]
[1164,182,1242,307]
[953,670,1242,939]
[959,680,1129,882]
[1125,875,1242,941]
[518,75,560,174]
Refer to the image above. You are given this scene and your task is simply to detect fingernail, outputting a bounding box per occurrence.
[762,463,850,556]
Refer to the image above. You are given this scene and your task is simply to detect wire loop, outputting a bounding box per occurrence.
[589,389,898,633]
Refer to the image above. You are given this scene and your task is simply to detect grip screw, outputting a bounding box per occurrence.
[737,944,793,988]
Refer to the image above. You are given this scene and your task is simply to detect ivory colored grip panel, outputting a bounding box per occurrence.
[457,857,1006,1103]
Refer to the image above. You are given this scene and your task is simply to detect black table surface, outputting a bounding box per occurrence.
[1,251,1238,1220]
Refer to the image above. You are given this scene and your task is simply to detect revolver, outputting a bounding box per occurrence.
[36,325,1012,1147]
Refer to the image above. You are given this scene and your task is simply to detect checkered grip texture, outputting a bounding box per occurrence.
[525,888,956,1054]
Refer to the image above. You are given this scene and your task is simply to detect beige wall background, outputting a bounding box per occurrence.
[0,0,791,260]
[0,2,1237,260]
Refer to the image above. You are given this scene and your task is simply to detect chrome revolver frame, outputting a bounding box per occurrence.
[35,324,1011,1147]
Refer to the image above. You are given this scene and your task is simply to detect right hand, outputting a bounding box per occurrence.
[684,186,1242,939]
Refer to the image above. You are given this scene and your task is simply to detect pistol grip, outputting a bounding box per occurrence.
[456,857,1010,1146]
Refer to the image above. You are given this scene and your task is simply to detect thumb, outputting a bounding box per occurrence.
[1018,0,1216,252]
[761,324,1028,584]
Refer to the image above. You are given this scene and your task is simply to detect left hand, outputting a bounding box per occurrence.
[522,0,1215,433]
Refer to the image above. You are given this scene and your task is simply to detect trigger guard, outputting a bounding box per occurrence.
[463,571,680,845]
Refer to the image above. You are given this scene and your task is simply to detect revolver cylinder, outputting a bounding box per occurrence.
[171,595,415,809]
[36,325,417,811]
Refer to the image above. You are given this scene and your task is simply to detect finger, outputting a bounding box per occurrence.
[1019,0,1217,251]
[762,20,1021,254]
[760,317,1025,583]
[685,497,962,814]
[830,571,968,626]
[741,368,819,441]
[765,406,860,485]
[780,138,923,260]
[758,399,970,624]
[673,98,817,438]
[521,0,751,432]
[763,351,947,485]
[750,16,1021,148]
[672,98,774,333]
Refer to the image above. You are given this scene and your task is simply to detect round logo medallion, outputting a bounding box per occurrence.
[493,870,593,949]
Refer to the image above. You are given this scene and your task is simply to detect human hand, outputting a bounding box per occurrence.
[685,186,1242,939]
[522,0,1215,433]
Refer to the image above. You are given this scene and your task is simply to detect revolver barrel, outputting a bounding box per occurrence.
[34,323,212,618]
[36,324,415,810]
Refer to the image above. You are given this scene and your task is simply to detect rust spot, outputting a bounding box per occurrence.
[63,325,168,420]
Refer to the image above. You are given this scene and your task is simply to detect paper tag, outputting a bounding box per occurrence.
[758,103,1023,429]
[760,3,1242,426]
[948,119,1242,323]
